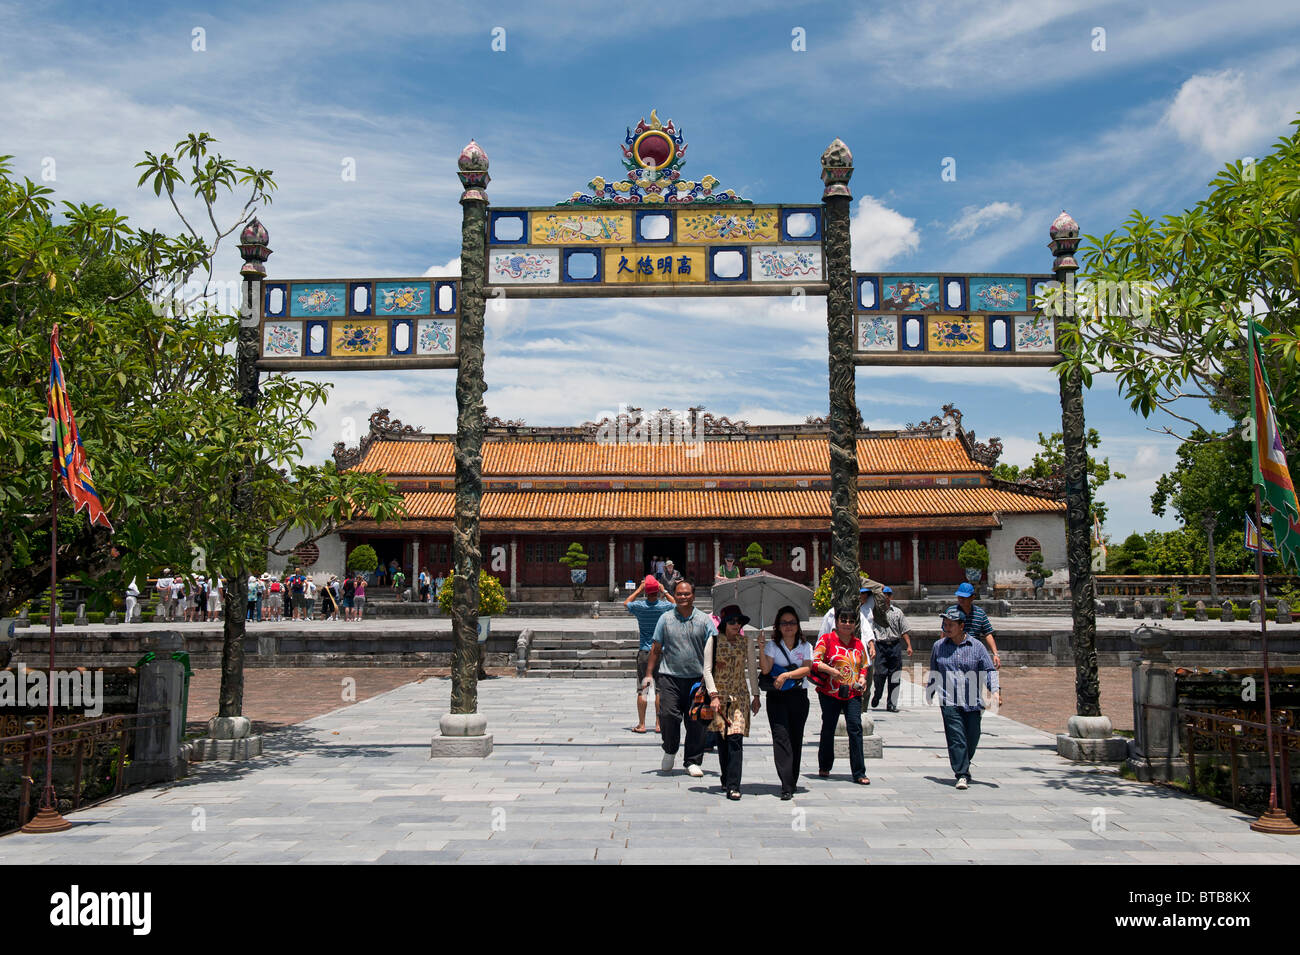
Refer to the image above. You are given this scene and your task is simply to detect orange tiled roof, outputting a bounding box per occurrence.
[358,437,982,478]
[392,487,1061,521]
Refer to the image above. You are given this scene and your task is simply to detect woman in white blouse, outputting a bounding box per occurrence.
[761,604,814,800]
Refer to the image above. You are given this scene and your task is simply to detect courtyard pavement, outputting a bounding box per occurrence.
[3,676,1299,865]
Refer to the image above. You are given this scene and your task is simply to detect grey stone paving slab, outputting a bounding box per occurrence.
[3,676,1299,864]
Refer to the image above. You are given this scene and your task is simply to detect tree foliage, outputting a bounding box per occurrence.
[1059,116,1300,446]
[0,137,405,616]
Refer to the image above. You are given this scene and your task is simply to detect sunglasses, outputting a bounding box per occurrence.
[836,614,857,622]
[778,619,799,627]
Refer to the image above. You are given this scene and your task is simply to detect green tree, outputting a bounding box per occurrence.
[1061,116,1300,448]
[347,544,379,574]
[0,137,404,717]
[991,428,1125,525]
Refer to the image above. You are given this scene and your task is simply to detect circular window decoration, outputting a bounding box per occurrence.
[293,541,320,568]
[1014,537,1042,563]
[632,129,676,170]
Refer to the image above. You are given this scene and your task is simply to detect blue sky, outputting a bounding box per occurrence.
[3,0,1300,545]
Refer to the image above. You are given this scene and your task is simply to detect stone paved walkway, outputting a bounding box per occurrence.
[3,677,1298,864]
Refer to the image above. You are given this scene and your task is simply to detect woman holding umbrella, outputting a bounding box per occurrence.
[702,604,761,800]
[811,607,874,785]
[761,604,813,800]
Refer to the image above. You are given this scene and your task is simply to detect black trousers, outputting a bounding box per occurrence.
[656,674,705,766]
[818,693,866,781]
[871,641,904,707]
[766,689,810,795]
[717,732,744,790]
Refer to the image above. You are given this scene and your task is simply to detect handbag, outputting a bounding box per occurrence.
[760,641,801,692]
[688,637,719,722]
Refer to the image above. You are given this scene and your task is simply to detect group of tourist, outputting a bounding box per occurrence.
[626,573,1001,798]
[136,569,371,623]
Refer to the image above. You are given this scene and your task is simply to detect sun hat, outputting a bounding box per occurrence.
[955,582,976,598]
[718,604,751,627]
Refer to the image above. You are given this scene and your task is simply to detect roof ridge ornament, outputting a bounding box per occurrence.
[558,110,748,206]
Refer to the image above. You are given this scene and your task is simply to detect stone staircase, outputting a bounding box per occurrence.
[1005,599,1073,615]
[524,630,639,678]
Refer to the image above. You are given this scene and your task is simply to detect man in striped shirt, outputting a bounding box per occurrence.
[946,582,1000,669]
[927,608,1000,790]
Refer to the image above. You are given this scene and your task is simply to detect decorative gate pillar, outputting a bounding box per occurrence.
[821,140,860,618]
[713,537,721,582]
[411,539,420,584]
[509,537,518,599]
[911,534,920,593]
[434,141,493,756]
[608,536,616,598]
[811,535,820,589]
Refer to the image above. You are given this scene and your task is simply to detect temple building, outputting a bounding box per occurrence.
[299,404,1065,599]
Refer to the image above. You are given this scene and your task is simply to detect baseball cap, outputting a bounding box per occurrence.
[955,582,976,598]
[881,586,893,594]
[941,607,967,624]
[643,575,660,593]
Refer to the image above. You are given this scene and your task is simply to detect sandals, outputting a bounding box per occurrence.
[727,790,741,800]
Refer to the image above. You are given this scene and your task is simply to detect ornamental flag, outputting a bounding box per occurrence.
[47,325,112,530]
[1248,320,1297,570]
[1244,512,1277,556]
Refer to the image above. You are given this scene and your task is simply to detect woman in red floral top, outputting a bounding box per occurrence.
[811,609,874,785]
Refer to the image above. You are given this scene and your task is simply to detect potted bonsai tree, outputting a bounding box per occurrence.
[347,544,379,582]
[957,539,989,597]
[1024,550,1047,598]
[740,542,772,576]
[438,569,509,678]
[558,542,590,598]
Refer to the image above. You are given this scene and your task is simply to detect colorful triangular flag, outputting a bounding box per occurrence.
[48,325,112,530]
[1244,512,1277,555]
[1248,321,1297,570]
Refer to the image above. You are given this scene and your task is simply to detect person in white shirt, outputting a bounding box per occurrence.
[170,576,185,623]
[761,604,815,800]
[125,578,140,623]
[207,577,223,622]
[155,570,173,621]
[304,576,317,621]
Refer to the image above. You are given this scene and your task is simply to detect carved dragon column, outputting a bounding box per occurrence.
[821,140,860,619]
[450,141,489,719]
[1051,210,1101,718]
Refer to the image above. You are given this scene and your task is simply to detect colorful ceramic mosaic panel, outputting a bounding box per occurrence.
[969,276,1028,312]
[289,282,347,317]
[489,248,560,284]
[881,277,941,311]
[750,246,823,281]
[601,247,707,283]
[416,319,457,355]
[927,315,985,351]
[330,320,387,356]
[1014,314,1056,352]
[262,321,302,357]
[375,282,432,315]
[856,315,898,351]
[676,208,779,244]
[530,211,632,245]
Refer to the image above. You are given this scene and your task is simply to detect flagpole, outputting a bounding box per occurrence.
[22,329,72,833]
[1251,488,1298,833]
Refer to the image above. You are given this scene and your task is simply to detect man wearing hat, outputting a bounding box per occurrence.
[947,582,1001,669]
[927,608,1000,789]
[869,586,912,712]
[715,553,740,581]
[625,575,674,733]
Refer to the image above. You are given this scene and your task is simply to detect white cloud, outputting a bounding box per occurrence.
[1162,69,1289,157]
[947,202,1022,240]
[850,196,921,270]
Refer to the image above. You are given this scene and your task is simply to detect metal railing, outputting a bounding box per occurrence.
[0,710,169,835]
[1143,702,1299,818]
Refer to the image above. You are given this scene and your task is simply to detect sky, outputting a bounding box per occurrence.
[3,0,1299,542]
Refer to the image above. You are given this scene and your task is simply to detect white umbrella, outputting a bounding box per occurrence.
[711,571,813,632]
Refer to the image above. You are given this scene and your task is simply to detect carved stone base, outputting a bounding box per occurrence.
[431,712,493,758]
[834,714,883,759]
[1126,755,1188,782]
[1057,734,1129,762]
[190,714,264,761]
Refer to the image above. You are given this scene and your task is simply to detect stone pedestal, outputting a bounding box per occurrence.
[74,603,88,626]
[1249,599,1261,623]
[1132,599,1144,620]
[1056,714,1129,761]
[1194,600,1207,621]
[834,712,883,759]
[126,639,189,784]
[1278,599,1292,625]
[1220,600,1234,622]
[15,608,29,629]
[1126,645,1185,781]
[191,714,265,761]
[1171,600,1185,621]
[430,712,493,757]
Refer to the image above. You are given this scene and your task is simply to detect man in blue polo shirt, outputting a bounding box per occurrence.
[625,575,673,734]
[946,582,1001,669]
[642,579,716,777]
[927,607,1000,789]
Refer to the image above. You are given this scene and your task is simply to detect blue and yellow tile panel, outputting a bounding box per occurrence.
[259,278,460,362]
[853,273,1059,361]
[486,206,823,287]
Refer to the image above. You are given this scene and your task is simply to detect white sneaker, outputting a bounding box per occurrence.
[955,776,969,790]
[661,753,676,773]
[686,764,704,778]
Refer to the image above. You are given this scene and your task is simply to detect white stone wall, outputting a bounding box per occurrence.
[267,527,347,585]
[987,513,1066,581]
